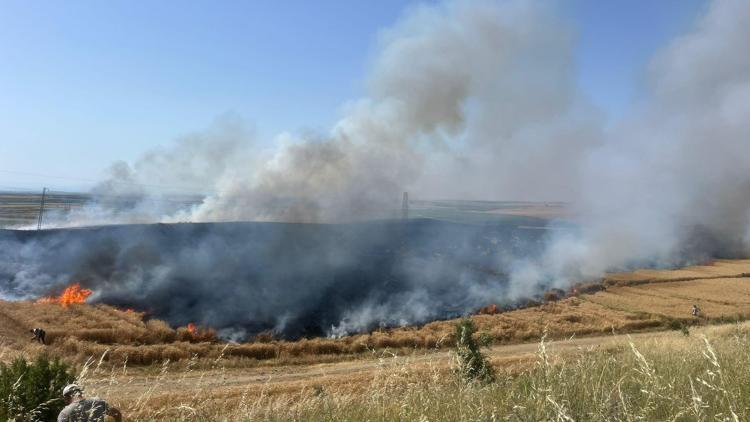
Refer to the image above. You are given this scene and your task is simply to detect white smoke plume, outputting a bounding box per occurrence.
[520,0,750,287]
[57,0,598,225]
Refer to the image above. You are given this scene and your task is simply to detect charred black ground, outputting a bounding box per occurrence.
[0,218,556,339]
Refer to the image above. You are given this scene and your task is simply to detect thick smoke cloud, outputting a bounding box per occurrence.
[520,0,750,287]
[48,0,596,225]
[190,0,599,221]
[44,115,256,228]
[0,221,547,338]
[2,0,750,338]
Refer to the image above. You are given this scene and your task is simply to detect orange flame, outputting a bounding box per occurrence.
[121,307,146,318]
[36,283,92,307]
[181,322,216,342]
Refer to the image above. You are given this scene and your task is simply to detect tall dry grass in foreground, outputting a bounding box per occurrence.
[75,323,750,421]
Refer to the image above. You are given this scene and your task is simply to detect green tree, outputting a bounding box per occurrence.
[0,355,75,421]
[454,318,495,383]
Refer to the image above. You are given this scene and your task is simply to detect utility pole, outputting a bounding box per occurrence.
[401,192,409,219]
[37,187,47,230]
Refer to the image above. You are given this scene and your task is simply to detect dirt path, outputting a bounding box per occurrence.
[86,330,663,401]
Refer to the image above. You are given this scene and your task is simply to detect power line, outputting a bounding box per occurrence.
[0,185,39,192]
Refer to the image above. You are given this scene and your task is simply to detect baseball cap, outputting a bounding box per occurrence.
[62,384,82,397]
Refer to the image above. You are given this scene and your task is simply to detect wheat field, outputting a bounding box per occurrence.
[4,259,750,419]
[64,322,750,421]
[3,260,750,367]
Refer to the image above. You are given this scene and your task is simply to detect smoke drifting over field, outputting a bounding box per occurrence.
[56,0,598,225]
[522,0,750,287]
[2,0,750,337]
[0,220,548,338]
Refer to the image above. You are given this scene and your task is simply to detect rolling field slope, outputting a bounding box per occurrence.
[2,259,750,367]
[3,260,750,419]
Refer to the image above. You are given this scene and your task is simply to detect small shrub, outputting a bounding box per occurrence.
[454,318,495,383]
[0,355,75,422]
[667,319,683,331]
[665,319,691,336]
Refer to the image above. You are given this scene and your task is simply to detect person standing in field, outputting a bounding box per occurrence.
[692,304,701,317]
[57,384,122,422]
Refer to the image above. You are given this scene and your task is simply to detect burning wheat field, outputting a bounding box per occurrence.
[3,0,750,420]
[0,214,556,340]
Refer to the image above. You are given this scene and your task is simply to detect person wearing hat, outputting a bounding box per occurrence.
[57,384,122,422]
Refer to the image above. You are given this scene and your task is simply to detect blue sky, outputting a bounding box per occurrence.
[0,0,706,190]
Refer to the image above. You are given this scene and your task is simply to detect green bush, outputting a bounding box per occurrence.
[0,355,76,421]
[667,318,683,331]
[454,318,495,383]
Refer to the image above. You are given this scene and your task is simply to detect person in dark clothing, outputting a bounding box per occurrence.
[30,328,46,345]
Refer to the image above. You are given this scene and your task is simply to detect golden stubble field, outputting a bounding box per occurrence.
[63,323,750,421]
[3,259,750,419]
